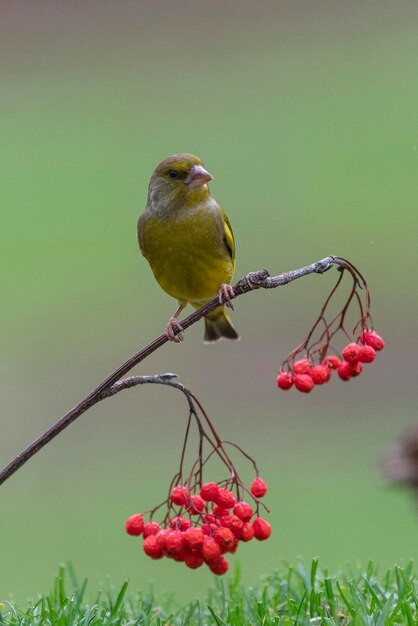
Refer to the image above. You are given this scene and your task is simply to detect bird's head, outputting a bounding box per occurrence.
[147,154,214,213]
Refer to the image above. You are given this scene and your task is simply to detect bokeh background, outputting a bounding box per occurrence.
[1,0,418,603]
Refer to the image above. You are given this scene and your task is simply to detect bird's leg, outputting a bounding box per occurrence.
[218,284,235,309]
[166,304,186,343]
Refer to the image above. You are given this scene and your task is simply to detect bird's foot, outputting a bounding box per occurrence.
[166,317,184,343]
[218,284,235,309]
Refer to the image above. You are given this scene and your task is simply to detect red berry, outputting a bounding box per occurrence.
[293,358,311,374]
[208,556,229,575]
[358,345,376,363]
[213,505,230,517]
[183,527,204,551]
[143,535,164,559]
[143,522,161,538]
[215,488,236,509]
[165,530,185,557]
[125,514,145,536]
[277,371,294,390]
[350,361,363,377]
[186,494,205,514]
[228,535,239,554]
[221,514,244,537]
[342,343,361,364]
[371,333,384,351]
[323,355,341,369]
[173,549,186,563]
[310,365,331,385]
[360,330,385,351]
[240,522,255,542]
[294,374,315,393]
[171,485,189,506]
[252,517,272,541]
[155,529,170,555]
[214,527,234,552]
[233,501,253,522]
[169,516,191,531]
[200,482,219,502]
[337,361,353,380]
[201,522,217,536]
[250,477,267,498]
[202,536,222,562]
[184,553,204,569]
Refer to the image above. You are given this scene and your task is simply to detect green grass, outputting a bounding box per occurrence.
[2,561,417,625]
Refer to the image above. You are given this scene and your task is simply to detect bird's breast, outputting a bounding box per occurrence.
[139,207,234,303]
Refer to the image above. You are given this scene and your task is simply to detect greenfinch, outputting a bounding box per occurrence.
[138,154,239,343]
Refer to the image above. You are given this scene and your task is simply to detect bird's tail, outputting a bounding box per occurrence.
[204,306,240,343]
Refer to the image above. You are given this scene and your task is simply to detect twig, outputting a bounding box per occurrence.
[0,256,348,486]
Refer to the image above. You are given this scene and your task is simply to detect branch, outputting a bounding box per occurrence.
[0,255,349,486]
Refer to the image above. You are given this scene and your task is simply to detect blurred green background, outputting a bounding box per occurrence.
[1,0,418,603]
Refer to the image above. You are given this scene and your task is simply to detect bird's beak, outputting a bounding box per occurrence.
[186,164,214,188]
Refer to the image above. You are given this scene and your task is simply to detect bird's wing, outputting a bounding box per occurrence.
[221,208,235,262]
[137,213,148,258]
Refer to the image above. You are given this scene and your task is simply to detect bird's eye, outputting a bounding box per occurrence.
[168,170,179,179]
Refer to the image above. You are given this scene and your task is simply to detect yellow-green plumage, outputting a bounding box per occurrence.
[138,154,239,342]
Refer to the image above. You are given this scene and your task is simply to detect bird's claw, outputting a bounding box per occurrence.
[218,284,235,309]
[166,317,184,343]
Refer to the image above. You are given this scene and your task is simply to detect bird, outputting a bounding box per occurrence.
[137,154,239,343]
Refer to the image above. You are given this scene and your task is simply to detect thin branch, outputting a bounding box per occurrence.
[0,255,347,486]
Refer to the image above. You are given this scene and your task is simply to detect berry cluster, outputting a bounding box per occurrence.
[274,258,383,393]
[277,330,384,393]
[125,477,270,575]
